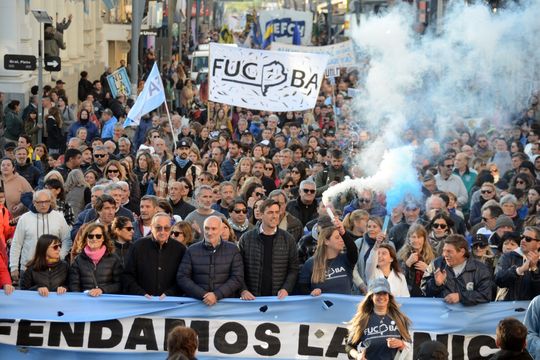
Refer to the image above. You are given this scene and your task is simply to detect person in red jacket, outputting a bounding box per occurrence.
[0,241,14,295]
[0,186,15,248]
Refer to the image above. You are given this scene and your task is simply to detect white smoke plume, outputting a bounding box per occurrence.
[322,1,540,208]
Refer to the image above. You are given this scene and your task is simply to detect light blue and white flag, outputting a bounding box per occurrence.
[123,63,165,128]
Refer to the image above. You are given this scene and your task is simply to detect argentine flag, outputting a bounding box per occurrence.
[123,63,165,128]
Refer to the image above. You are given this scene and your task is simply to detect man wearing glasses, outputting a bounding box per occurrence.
[123,213,186,298]
[286,180,318,227]
[88,145,109,178]
[177,216,244,305]
[434,156,468,208]
[228,199,253,239]
[9,190,71,286]
[495,226,540,300]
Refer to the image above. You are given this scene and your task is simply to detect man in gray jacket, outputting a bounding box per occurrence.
[239,199,299,300]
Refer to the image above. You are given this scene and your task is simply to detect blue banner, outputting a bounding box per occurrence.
[0,292,530,359]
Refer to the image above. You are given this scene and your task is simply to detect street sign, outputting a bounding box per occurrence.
[4,54,37,71]
[44,56,61,72]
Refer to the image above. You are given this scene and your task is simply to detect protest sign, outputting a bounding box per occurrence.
[272,40,356,69]
[259,9,313,46]
[106,67,131,99]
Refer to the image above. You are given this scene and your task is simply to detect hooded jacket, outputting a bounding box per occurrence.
[9,206,71,272]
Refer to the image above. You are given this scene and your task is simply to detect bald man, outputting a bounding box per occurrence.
[177,216,244,305]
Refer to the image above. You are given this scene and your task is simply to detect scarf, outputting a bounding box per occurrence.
[84,245,106,265]
[229,218,250,232]
[175,156,189,168]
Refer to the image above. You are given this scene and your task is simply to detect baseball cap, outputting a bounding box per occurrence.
[368,277,391,294]
[177,140,191,148]
[56,79,66,84]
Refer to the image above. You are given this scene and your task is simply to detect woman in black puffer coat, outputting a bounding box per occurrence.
[69,223,123,296]
[21,234,69,296]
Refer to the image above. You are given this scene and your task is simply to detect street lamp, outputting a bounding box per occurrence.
[31,9,53,144]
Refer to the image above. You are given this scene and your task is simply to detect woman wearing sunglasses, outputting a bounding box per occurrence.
[111,216,134,267]
[428,211,454,257]
[69,223,123,297]
[470,182,498,226]
[21,234,69,296]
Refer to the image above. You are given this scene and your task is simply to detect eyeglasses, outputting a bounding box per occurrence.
[521,235,538,242]
[481,190,493,194]
[291,170,300,174]
[255,192,265,197]
[171,231,184,237]
[87,233,104,240]
[154,226,171,232]
[516,180,526,185]
[359,198,370,203]
[303,188,316,194]
[233,209,248,214]
[107,169,119,174]
[34,200,50,205]
[94,154,107,158]
[265,167,273,171]
[432,223,448,230]
[284,184,294,189]
[443,164,453,169]
[123,227,134,231]
[49,244,61,250]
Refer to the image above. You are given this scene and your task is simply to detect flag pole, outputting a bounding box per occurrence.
[163,95,177,153]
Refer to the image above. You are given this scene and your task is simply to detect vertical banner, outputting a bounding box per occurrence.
[208,43,329,111]
[259,9,313,46]
[106,67,132,98]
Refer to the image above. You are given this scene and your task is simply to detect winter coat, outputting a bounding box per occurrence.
[9,208,71,272]
[122,236,186,296]
[4,107,23,141]
[69,251,123,293]
[21,261,69,291]
[279,213,303,243]
[15,162,41,188]
[238,227,299,296]
[421,256,493,305]
[46,115,64,151]
[0,204,14,248]
[495,250,540,301]
[177,240,244,299]
[0,242,10,286]
[286,197,318,227]
[114,240,132,268]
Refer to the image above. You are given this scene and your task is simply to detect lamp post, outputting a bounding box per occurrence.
[31,9,53,144]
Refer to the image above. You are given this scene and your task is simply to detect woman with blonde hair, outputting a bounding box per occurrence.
[298,220,357,296]
[397,224,435,297]
[346,277,412,360]
[343,210,369,238]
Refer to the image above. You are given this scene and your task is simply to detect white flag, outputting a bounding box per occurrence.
[209,43,329,112]
[123,63,165,128]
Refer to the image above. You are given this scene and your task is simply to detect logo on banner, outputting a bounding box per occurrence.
[212,58,319,96]
[264,18,305,39]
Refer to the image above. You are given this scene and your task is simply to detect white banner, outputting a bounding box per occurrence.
[271,40,356,69]
[209,43,329,111]
[259,9,313,46]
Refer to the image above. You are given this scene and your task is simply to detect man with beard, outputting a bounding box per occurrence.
[251,159,276,194]
[132,195,160,241]
[211,182,236,218]
[314,149,349,197]
[185,185,226,242]
[156,138,200,197]
[220,141,243,180]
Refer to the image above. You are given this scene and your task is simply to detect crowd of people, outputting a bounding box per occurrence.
[0,43,539,358]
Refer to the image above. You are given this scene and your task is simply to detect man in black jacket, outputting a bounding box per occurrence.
[239,199,299,300]
[123,213,186,298]
[177,216,243,305]
[286,179,318,227]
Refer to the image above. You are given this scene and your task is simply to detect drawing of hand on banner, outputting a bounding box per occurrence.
[209,43,329,112]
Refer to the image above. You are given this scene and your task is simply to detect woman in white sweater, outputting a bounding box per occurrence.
[365,243,410,297]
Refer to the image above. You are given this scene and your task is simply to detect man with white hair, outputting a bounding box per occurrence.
[177,216,244,305]
[9,190,71,284]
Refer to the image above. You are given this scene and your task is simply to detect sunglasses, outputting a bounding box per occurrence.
[521,235,538,242]
[107,169,119,174]
[233,209,248,214]
[255,192,265,197]
[265,167,273,171]
[359,198,370,203]
[123,226,134,231]
[94,154,107,158]
[516,180,526,185]
[171,231,184,237]
[472,243,487,249]
[87,233,104,240]
[49,244,61,250]
[443,164,453,169]
[284,184,294,189]
[303,189,316,194]
[481,190,493,194]
[154,226,171,232]
[432,223,448,230]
